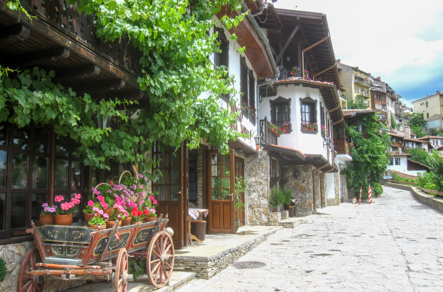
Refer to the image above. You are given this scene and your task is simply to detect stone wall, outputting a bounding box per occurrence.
[245,150,271,225]
[313,170,321,211]
[281,164,313,216]
[326,172,340,206]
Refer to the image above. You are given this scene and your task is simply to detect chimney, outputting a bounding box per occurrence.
[376,77,381,81]
[337,59,341,63]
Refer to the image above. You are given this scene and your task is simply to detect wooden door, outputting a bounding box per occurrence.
[152,143,186,248]
[235,157,245,226]
[208,150,234,233]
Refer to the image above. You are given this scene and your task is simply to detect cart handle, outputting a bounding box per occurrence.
[97,220,120,263]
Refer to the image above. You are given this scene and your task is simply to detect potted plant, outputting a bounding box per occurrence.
[88,216,106,229]
[39,203,57,225]
[269,186,285,211]
[234,177,248,233]
[290,66,300,76]
[131,207,144,224]
[141,194,158,222]
[281,121,291,133]
[54,194,81,225]
[106,203,128,228]
[83,200,103,223]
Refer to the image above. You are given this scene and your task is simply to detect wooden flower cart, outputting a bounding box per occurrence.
[17,214,174,292]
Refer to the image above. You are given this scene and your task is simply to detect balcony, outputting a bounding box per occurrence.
[391,141,402,148]
[260,118,278,145]
[354,75,370,87]
[0,0,142,98]
[334,139,350,155]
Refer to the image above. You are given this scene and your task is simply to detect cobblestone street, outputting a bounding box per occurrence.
[176,186,443,292]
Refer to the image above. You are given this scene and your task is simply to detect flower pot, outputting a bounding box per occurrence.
[288,206,296,217]
[122,217,132,226]
[84,212,100,223]
[105,220,122,229]
[39,214,54,225]
[144,216,157,222]
[55,214,73,226]
[103,208,114,217]
[89,224,106,230]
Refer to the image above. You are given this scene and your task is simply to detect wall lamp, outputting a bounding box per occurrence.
[254,136,261,150]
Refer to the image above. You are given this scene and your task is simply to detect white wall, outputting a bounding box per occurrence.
[326,173,335,199]
[259,84,335,162]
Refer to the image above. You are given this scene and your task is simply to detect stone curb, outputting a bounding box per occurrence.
[386,182,443,213]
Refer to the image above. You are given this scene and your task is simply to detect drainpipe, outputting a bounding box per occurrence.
[320,168,335,208]
[312,164,328,212]
[252,1,266,17]
[242,2,279,79]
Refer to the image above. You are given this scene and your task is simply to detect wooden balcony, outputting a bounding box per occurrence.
[260,118,278,145]
[334,139,350,155]
[391,141,402,148]
[0,0,142,99]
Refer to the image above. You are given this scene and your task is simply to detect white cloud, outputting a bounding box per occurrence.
[273,0,443,97]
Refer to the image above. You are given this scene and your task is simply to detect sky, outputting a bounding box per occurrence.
[273,0,443,106]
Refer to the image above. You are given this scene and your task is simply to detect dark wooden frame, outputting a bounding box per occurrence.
[300,96,318,134]
[270,96,292,132]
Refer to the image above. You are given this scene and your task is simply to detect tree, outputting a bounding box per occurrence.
[345,113,390,197]
[3,0,247,172]
[390,113,397,129]
[347,94,368,109]
[406,113,427,138]
[405,148,432,167]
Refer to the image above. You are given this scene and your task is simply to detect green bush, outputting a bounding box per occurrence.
[282,186,292,205]
[371,183,383,197]
[0,257,7,282]
[417,172,438,190]
[269,186,285,208]
[391,173,416,183]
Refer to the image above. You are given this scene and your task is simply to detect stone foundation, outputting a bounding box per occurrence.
[173,228,278,279]
[281,164,314,216]
[245,150,271,225]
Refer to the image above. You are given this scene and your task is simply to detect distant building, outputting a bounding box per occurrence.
[412,91,443,123]
[337,61,371,109]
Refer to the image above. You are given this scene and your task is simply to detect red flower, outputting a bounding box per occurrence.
[143,210,149,215]
[138,211,143,216]
[132,207,138,212]
[132,211,138,217]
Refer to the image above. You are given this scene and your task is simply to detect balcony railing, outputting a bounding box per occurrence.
[260,118,278,145]
[391,141,402,148]
[23,0,141,73]
[334,139,350,155]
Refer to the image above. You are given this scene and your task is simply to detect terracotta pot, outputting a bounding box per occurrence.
[39,214,54,225]
[105,220,122,229]
[144,216,157,222]
[103,208,115,217]
[122,217,132,226]
[54,214,73,226]
[84,212,100,223]
[89,224,106,230]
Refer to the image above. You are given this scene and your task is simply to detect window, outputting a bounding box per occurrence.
[300,97,317,133]
[0,122,84,240]
[152,144,180,202]
[426,101,428,107]
[354,86,359,93]
[389,158,393,165]
[240,57,256,125]
[270,97,291,130]
[426,113,429,119]
[395,158,400,165]
[214,27,229,102]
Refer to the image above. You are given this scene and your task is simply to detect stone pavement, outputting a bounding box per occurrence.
[175,186,443,292]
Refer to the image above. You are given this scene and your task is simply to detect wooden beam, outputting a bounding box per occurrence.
[0,24,30,45]
[275,25,299,63]
[312,63,336,80]
[78,79,126,93]
[10,47,70,68]
[54,65,100,81]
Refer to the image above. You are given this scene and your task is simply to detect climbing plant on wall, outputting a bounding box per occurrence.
[2,0,247,171]
[345,113,390,197]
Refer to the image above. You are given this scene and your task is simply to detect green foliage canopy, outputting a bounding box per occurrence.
[347,95,367,109]
[345,113,390,197]
[406,113,427,138]
[3,0,247,171]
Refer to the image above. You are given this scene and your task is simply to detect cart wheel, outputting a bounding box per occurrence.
[17,249,44,292]
[114,248,128,292]
[146,230,175,288]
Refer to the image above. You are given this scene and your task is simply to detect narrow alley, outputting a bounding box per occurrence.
[176,186,443,292]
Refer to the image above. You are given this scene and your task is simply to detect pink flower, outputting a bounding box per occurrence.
[55,195,64,202]
[150,208,156,214]
[88,200,94,207]
[103,213,109,219]
[98,209,104,215]
[97,195,105,202]
[93,207,100,212]
[42,203,48,207]
[74,193,81,199]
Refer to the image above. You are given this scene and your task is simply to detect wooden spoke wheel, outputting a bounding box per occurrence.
[17,249,44,292]
[114,248,128,292]
[146,230,175,288]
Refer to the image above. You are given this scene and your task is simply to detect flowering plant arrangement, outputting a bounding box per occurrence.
[88,216,106,226]
[54,194,81,215]
[131,207,144,223]
[109,201,129,221]
[291,66,300,75]
[303,122,317,131]
[83,200,102,214]
[41,203,57,216]
[303,69,311,80]
[141,195,158,217]
[321,125,329,137]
